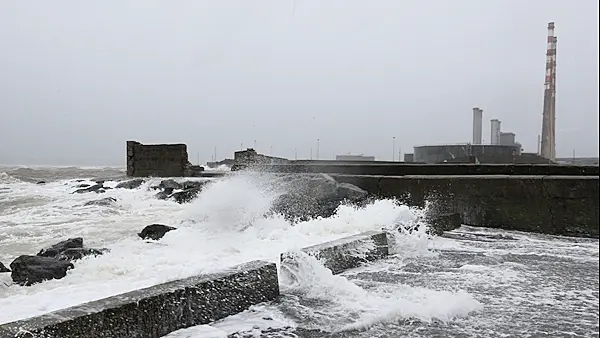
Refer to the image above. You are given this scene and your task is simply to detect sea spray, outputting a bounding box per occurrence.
[0,170,438,325]
[278,250,481,333]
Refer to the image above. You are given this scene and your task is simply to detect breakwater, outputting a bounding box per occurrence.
[230,161,598,238]
[0,232,389,338]
[232,162,600,176]
[332,175,599,238]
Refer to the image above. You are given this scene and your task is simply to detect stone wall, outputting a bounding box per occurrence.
[126,141,190,177]
[332,175,599,238]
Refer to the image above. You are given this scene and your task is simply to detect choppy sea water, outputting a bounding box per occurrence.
[0,166,598,338]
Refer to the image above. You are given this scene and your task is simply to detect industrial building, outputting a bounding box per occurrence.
[500,132,516,146]
[335,154,376,162]
[472,107,483,144]
[408,105,547,164]
[412,144,522,163]
[490,119,501,145]
[408,22,555,164]
[540,22,558,161]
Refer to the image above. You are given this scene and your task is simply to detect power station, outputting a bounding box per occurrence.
[540,22,558,161]
[404,22,561,164]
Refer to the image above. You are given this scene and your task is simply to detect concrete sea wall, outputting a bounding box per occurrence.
[0,261,279,338]
[332,175,599,238]
[232,163,600,176]
[0,232,393,338]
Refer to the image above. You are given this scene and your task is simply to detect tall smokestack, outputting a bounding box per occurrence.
[541,22,557,161]
[490,119,502,145]
[472,107,483,144]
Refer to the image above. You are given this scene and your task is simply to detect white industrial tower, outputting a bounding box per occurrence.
[472,107,483,145]
[540,22,557,161]
[490,119,502,145]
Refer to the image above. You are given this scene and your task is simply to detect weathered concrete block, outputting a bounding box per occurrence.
[0,260,279,338]
[126,141,189,178]
[281,231,389,275]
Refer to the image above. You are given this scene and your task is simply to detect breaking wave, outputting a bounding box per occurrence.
[0,168,481,333]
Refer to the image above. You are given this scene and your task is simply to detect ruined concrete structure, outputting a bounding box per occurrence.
[233,148,289,166]
[126,141,202,177]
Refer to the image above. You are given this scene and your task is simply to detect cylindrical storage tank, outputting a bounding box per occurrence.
[413,144,522,163]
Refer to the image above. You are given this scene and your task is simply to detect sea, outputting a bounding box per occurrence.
[0,166,598,338]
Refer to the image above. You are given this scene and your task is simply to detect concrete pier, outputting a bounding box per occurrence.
[0,261,279,338]
[281,231,389,275]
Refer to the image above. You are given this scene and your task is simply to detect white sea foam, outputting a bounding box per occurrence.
[3,169,596,337]
[280,251,481,333]
[0,171,441,326]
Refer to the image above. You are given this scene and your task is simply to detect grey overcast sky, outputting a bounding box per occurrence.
[0,0,598,166]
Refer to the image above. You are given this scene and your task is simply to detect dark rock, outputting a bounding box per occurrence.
[115,179,145,189]
[181,180,207,190]
[10,255,74,286]
[270,173,370,222]
[73,183,104,194]
[0,261,10,273]
[36,181,46,185]
[58,248,109,261]
[138,224,177,241]
[75,183,91,188]
[427,212,462,236]
[37,238,84,257]
[155,187,174,200]
[170,187,202,204]
[158,179,182,190]
[36,238,108,264]
[84,197,117,207]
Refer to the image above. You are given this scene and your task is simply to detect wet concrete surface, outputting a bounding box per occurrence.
[226,227,599,338]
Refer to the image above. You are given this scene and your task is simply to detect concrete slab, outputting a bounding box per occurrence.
[0,260,279,338]
[281,231,389,275]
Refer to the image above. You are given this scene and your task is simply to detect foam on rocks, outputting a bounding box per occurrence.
[0,260,279,338]
[281,231,389,275]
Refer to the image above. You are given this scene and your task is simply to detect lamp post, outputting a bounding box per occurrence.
[392,137,396,161]
[317,138,320,160]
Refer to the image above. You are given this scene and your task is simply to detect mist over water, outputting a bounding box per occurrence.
[1,166,597,337]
